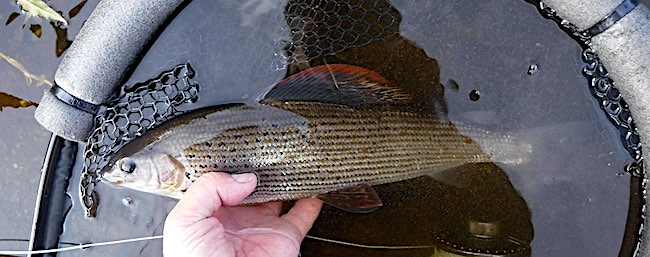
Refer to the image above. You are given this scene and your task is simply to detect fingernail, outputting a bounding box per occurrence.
[232,173,256,183]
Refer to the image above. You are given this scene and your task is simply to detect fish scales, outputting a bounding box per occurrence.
[103,65,532,211]
[175,101,509,204]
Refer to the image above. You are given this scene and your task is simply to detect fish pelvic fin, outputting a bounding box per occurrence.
[316,183,383,213]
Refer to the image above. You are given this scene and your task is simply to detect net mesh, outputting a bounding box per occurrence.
[79,64,199,218]
[532,0,643,171]
[283,0,400,66]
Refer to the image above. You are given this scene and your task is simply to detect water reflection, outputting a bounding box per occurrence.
[283,0,446,117]
[302,164,533,257]
[281,0,533,255]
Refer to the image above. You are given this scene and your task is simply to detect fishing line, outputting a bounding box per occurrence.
[305,235,436,250]
[0,239,77,246]
[0,233,436,254]
[0,235,163,255]
[323,60,341,90]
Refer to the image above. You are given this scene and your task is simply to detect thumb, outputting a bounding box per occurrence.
[167,172,257,226]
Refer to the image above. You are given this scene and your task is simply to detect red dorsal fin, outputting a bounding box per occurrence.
[316,183,383,213]
[260,64,412,108]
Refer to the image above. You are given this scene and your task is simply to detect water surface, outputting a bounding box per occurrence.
[0,0,643,256]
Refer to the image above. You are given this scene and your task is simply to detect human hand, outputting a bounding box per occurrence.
[163,172,323,257]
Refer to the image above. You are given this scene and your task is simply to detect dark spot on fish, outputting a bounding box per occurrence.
[263,131,270,136]
[274,138,279,143]
[205,142,212,147]
[214,164,219,168]
[218,142,226,147]
[464,138,473,144]
[272,123,279,128]
[234,134,243,139]
[230,148,237,152]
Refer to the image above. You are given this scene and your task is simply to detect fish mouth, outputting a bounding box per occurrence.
[101,173,125,185]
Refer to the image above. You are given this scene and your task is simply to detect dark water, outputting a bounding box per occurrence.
[0,0,646,256]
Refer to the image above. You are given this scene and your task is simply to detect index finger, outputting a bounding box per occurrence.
[281,198,323,238]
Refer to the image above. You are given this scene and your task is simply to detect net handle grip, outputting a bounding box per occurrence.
[34,0,187,142]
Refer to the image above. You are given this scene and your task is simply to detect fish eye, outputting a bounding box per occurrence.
[120,158,137,174]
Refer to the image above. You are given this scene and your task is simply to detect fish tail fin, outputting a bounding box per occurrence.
[456,125,533,165]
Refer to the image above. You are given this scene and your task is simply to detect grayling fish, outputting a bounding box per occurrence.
[102,64,531,212]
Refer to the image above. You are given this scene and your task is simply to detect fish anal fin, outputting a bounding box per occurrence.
[316,183,383,213]
[261,64,412,108]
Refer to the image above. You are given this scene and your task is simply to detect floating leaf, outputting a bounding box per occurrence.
[5,12,20,25]
[68,0,87,18]
[17,0,68,26]
[0,52,54,87]
[29,24,42,37]
[51,22,72,57]
[0,92,38,111]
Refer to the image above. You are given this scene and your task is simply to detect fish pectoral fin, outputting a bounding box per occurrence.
[260,64,413,108]
[316,183,383,213]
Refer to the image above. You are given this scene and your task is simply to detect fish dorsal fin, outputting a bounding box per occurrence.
[316,183,383,213]
[261,64,413,108]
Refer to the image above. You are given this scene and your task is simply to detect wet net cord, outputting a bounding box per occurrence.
[79,63,200,218]
[527,1,646,256]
